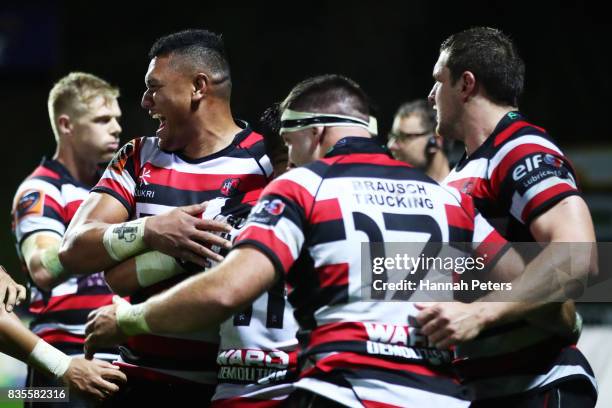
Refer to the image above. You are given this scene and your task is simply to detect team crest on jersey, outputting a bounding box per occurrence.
[15,189,44,220]
[110,141,135,175]
[543,154,563,169]
[220,178,241,196]
[460,181,475,195]
[250,199,286,225]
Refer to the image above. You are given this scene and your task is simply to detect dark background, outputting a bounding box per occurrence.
[0,1,610,280]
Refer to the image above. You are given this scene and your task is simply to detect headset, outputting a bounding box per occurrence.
[425,134,438,157]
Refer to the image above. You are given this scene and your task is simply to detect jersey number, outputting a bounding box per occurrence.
[233,278,285,328]
[353,212,442,300]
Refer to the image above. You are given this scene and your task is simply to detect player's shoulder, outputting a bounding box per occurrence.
[12,164,61,217]
[272,165,321,186]
[118,136,156,155]
[490,113,559,155]
[108,136,157,172]
[16,160,65,196]
[235,127,264,149]
[262,166,322,202]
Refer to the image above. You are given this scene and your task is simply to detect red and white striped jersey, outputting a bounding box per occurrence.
[444,111,580,242]
[234,137,504,407]
[12,158,117,360]
[92,126,272,386]
[443,111,597,399]
[211,286,298,407]
[202,199,299,408]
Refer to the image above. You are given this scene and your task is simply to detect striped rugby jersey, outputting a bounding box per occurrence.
[198,199,299,408]
[12,158,117,360]
[443,111,597,400]
[212,274,298,407]
[234,137,506,408]
[92,126,272,386]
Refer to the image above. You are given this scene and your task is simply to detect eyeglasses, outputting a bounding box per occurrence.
[387,130,431,142]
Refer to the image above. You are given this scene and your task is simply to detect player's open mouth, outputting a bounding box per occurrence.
[151,113,167,132]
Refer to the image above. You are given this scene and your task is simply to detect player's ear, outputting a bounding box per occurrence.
[192,73,208,102]
[57,114,73,137]
[461,71,477,101]
[311,126,325,142]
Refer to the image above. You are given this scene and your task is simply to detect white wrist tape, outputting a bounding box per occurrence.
[21,233,67,279]
[27,339,72,379]
[114,296,151,336]
[40,244,68,279]
[136,251,185,287]
[103,218,148,261]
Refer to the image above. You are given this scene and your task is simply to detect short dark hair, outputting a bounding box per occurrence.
[281,74,370,121]
[149,29,231,95]
[394,99,436,133]
[441,27,525,106]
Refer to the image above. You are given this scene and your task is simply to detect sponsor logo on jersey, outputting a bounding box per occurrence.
[363,323,451,364]
[217,349,289,368]
[512,154,546,181]
[264,199,285,216]
[139,168,151,185]
[15,189,44,220]
[543,153,564,169]
[249,199,286,226]
[216,349,290,382]
[220,178,241,196]
[134,187,155,198]
[364,323,428,347]
[512,153,570,194]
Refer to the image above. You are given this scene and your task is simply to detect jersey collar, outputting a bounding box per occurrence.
[455,110,525,170]
[40,157,95,189]
[324,137,389,158]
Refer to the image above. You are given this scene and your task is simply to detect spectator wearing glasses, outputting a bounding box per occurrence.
[387,99,451,182]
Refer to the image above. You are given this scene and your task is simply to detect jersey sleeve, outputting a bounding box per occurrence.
[92,138,142,214]
[234,168,317,277]
[444,187,509,267]
[488,134,579,225]
[12,178,65,246]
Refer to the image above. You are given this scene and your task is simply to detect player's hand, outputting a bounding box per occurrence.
[62,357,126,401]
[143,202,232,267]
[0,265,27,312]
[84,304,126,359]
[415,302,488,349]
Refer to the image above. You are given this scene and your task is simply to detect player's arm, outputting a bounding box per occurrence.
[60,193,231,275]
[20,232,70,292]
[0,307,126,400]
[59,192,131,274]
[85,172,309,353]
[477,197,596,321]
[84,247,276,354]
[415,242,540,349]
[0,266,26,312]
[104,251,186,296]
[417,231,588,348]
[142,246,275,332]
[517,195,596,328]
[419,153,597,347]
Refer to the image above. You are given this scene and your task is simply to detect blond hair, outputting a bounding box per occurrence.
[48,72,119,140]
